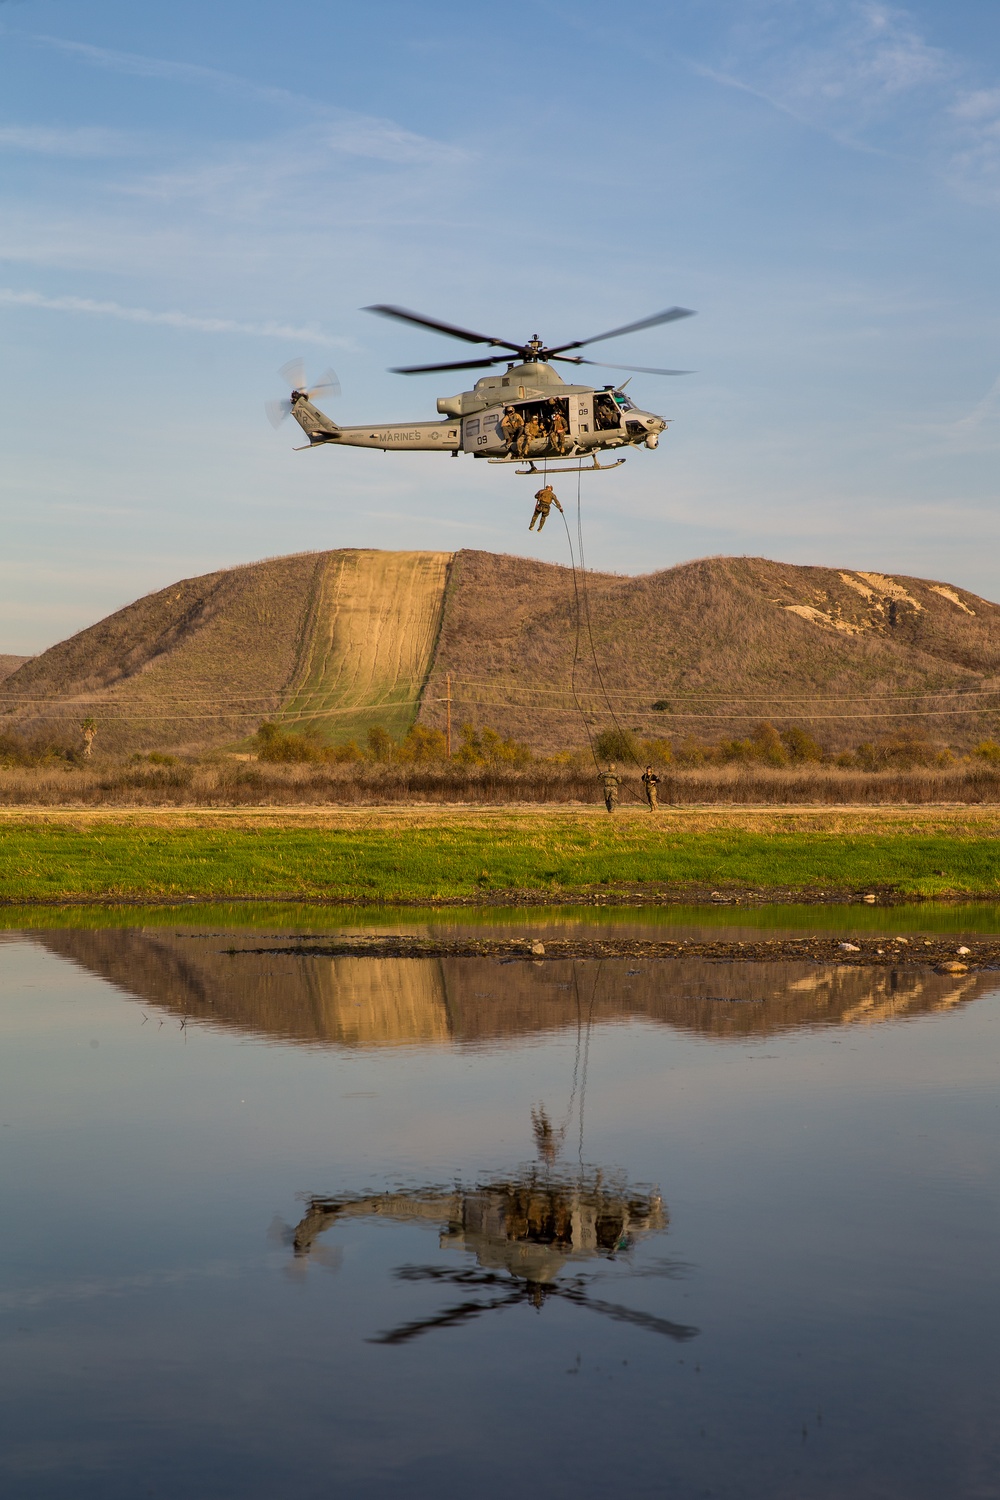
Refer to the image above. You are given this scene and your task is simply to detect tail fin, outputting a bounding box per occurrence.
[290,396,341,444]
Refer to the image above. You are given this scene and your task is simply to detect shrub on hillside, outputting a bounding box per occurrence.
[636,737,673,766]
[0,730,78,768]
[593,727,639,764]
[455,723,532,768]
[853,735,946,771]
[715,722,788,767]
[256,722,362,765]
[257,721,322,763]
[780,725,824,763]
[396,725,448,764]
[366,726,396,763]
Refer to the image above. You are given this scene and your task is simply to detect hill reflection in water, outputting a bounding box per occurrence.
[34,927,993,1047]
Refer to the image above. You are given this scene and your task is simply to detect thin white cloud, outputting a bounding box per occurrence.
[947,89,1000,204]
[912,375,1000,453]
[952,89,1000,123]
[693,1,953,151]
[320,119,466,166]
[122,120,470,214]
[29,33,317,113]
[0,123,137,156]
[0,288,336,345]
[954,375,1000,432]
[758,1,952,113]
[26,34,466,167]
[685,59,895,156]
[690,2,1000,203]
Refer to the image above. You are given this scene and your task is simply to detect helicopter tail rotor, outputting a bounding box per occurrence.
[267,361,342,427]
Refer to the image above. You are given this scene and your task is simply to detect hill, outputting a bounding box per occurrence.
[0,655,31,682]
[3,549,1000,754]
[32,928,990,1043]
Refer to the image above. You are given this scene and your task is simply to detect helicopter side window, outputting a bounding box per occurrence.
[614,393,634,412]
[594,394,622,430]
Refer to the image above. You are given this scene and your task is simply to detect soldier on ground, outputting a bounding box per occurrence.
[81,717,97,759]
[641,764,660,810]
[500,404,526,458]
[598,762,620,812]
[529,483,563,532]
[548,398,569,455]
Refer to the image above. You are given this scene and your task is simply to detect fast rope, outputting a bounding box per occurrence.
[559,465,644,798]
[559,484,599,771]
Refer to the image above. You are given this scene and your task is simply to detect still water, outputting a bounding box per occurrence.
[1,915,998,1498]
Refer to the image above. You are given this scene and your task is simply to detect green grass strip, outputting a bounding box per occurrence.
[1,819,998,901]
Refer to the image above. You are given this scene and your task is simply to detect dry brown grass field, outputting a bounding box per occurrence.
[1,759,1000,807]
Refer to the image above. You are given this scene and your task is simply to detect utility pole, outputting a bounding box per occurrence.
[446,673,452,757]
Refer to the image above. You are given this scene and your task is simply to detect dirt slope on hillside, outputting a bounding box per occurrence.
[418,553,1000,750]
[282,549,452,744]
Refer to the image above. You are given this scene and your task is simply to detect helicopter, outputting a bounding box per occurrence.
[286,1165,697,1346]
[266,303,696,475]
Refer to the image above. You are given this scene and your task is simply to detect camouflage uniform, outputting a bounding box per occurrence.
[594,395,621,430]
[500,407,526,458]
[524,414,544,450]
[529,484,563,532]
[598,766,620,812]
[641,767,660,810]
[548,401,569,454]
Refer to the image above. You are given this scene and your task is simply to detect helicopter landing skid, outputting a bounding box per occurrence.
[488,456,627,476]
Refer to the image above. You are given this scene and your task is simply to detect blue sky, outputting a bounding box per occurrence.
[1,0,998,652]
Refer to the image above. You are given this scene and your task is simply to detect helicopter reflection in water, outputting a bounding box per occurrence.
[289,1104,697,1346]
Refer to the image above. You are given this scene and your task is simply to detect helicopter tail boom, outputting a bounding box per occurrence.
[291,411,462,452]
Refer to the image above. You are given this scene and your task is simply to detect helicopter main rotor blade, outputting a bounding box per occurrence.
[554,356,694,376]
[390,356,506,375]
[369,1289,526,1345]
[554,1283,700,1341]
[364,304,522,353]
[547,306,696,356]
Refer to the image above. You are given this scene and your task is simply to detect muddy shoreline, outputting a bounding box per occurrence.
[228,934,996,970]
[0,884,978,910]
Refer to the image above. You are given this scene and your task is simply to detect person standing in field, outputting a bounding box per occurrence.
[641,765,660,810]
[598,763,620,812]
